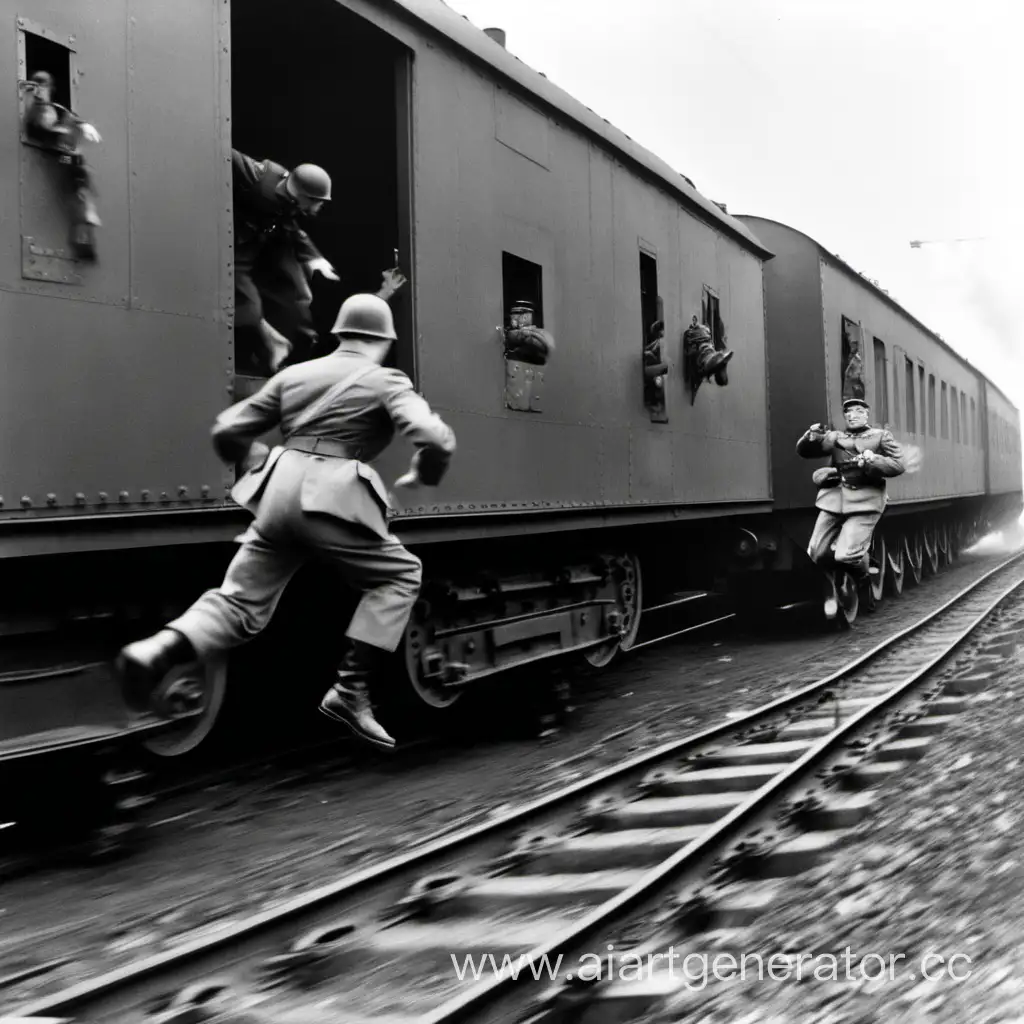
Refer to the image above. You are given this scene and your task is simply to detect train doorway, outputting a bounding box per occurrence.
[229,0,415,391]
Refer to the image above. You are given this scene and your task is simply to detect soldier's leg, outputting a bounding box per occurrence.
[261,253,319,366]
[306,520,423,751]
[807,511,844,568]
[116,528,305,713]
[834,513,882,579]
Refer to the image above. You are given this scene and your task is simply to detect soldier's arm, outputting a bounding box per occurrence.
[866,431,906,478]
[796,428,836,458]
[231,149,263,193]
[210,377,283,465]
[378,369,456,485]
[294,227,325,266]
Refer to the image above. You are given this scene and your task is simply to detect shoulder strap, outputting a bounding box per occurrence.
[287,363,378,437]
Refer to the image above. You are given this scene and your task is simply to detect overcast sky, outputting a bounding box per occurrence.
[443,0,1024,411]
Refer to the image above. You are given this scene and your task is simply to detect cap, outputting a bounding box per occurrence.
[843,398,869,411]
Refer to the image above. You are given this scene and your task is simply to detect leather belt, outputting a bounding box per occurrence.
[284,435,362,459]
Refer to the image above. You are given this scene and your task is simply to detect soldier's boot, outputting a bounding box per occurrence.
[115,628,196,715]
[319,641,396,752]
[696,341,734,379]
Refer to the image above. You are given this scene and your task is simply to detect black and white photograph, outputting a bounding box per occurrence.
[1,1,1022,1021]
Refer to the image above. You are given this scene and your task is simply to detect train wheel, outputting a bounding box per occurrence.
[400,603,463,709]
[885,534,905,596]
[836,570,858,628]
[923,525,941,576]
[936,522,951,567]
[141,655,228,758]
[582,553,642,667]
[869,534,886,606]
[904,531,924,586]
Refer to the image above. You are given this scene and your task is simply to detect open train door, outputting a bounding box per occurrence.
[229,0,416,397]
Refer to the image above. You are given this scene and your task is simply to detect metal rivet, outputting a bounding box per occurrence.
[75,492,86,505]
[141,489,150,501]
[98,492,108,504]
[178,485,188,498]
[21,496,32,508]
[201,485,211,499]
[119,491,129,502]
[46,493,57,506]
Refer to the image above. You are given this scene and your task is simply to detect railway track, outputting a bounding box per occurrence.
[7,548,1023,1023]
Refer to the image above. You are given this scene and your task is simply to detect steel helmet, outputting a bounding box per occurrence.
[288,163,332,201]
[331,293,397,341]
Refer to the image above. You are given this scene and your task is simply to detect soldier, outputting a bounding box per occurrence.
[116,293,456,752]
[796,397,905,618]
[232,150,342,375]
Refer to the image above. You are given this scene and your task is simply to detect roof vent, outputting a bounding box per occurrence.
[483,27,506,48]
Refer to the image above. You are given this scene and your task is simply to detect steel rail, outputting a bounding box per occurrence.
[425,556,1024,1023]
[10,550,1023,1022]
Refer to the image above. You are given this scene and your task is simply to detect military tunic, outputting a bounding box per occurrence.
[796,424,905,573]
[232,150,325,372]
[167,346,456,656]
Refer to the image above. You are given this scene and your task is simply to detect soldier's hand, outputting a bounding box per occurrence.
[306,257,339,281]
[378,267,407,300]
[393,470,422,491]
[80,122,101,144]
[860,449,876,463]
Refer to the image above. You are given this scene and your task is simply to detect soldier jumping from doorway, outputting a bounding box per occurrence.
[231,151,407,375]
[115,293,456,752]
[796,397,905,619]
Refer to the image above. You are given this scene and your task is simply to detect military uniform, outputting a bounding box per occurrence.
[232,150,324,372]
[796,413,905,576]
[168,347,453,658]
[117,295,455,751]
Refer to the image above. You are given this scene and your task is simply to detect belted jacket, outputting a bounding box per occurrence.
[231,149,322,266]
[213,347,456,539]
[796,424,905,515]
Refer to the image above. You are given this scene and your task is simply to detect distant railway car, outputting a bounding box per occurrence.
[2,0,780,778]
[739,215,1022,613]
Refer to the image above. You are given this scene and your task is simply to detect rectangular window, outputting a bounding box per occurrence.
[905,358,916,435]
[702,286,723,349]
[941,382,949,439]
[918,365,926,434]
[19,24,76,148]
[971,398,977,446]
[640,251,666,422]
[841,316,866,399]
[928,375,936,436]
[892,355,901,430]
[873,339,889,425]
[502,251,544,329]
[951,387,960,442]
[960,393,968,445]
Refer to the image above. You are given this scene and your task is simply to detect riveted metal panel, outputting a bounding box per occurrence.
[126,0,229,320]
[0,0,231,521]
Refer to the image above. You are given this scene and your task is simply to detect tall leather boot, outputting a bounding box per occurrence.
[319,641,396,752]
[115,628,196,715]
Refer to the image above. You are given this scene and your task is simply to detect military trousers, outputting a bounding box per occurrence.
[167,461,422,659]
[807,510,881,574]
[235,243,318,374]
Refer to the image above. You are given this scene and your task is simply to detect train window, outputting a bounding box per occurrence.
[960,393,968,445]
[892,354,901,430]
[639,252,667,422]
[873,339,889,425]
[918,365,926,433]
[928,375,936,436]
[18,24,76,148]
[702,286,726,349]
[970,398,977,446]
[904,358,916,435]
[841,317,866,399]
[951,387,960,442]
[502,252,543,329]
[940,382,949,439]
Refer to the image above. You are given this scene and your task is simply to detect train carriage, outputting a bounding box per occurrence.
[739,214,1022,611]
[1,0,779,776]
